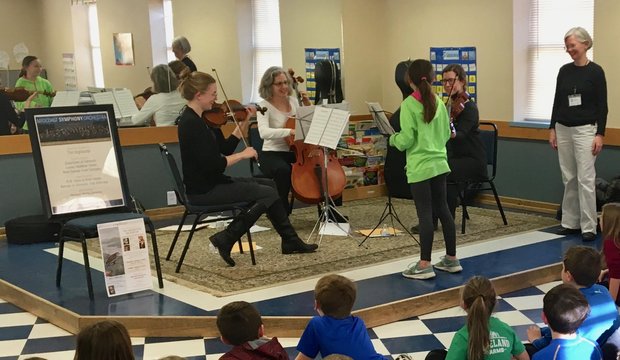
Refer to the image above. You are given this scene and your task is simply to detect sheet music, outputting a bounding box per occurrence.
[305,106,350,149]
[112,89,139,118]
[366,101,395,135]
[295,105,314,140]
[51,91,80,107]
[92,92,121,119]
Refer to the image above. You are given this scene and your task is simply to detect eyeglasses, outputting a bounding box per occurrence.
[441,78,457,85]
[273,81,289,86]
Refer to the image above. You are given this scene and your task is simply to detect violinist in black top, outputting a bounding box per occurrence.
[442,64,487,218]
[176,71,317,267]
[410,64,487,233]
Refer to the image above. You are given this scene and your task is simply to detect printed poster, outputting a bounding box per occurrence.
[430,47,478,103]
[97,218,153,297]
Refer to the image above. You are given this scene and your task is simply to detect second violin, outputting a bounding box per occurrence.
[203,100,267,128]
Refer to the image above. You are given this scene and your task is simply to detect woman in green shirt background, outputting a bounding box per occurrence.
[14,55,55,130]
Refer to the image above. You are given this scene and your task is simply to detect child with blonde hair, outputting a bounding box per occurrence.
[425,276,528,360]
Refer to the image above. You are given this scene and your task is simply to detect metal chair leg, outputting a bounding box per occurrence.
[80,235,94,300]
[175,217,201,273]
[56,231,66,287]
[145,219,164,289]
[489,181,508,225]
[167,210,189,260]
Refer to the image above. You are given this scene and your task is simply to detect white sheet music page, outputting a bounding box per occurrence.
[366,102,395,135]
[51,91,80,107]
[295,105,314,140]
[113,89,139,118]
[305,106,350,149]
[92,92,121,119]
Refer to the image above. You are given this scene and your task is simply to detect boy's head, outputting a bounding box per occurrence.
[543,283,590,334]
[314,274,356,319]
[562,246,601,287]
[216,301,263,346]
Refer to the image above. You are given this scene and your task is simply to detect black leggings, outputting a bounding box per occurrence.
[410,173,456,261]
[187,177,280,208]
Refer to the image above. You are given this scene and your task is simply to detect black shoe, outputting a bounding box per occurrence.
[209,231,236,267]
[582,232,596,242]
[282,237,318,254]
[557,227,581,235]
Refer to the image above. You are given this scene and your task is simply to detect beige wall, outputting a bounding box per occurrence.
[0,0,43,79]
[15,0,619,129]
[38,0,77,90]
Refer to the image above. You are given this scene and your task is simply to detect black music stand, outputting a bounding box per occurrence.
[358,102,419,247]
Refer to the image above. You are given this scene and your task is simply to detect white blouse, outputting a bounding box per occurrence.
[257,96,299,152]
[130,90,186,126]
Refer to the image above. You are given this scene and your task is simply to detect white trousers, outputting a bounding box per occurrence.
[556,123,597,233]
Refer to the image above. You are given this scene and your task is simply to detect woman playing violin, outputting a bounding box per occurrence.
[14,56,55,130]
[130,64,185,127]
[177,71,316,267]
[441,64,487,219]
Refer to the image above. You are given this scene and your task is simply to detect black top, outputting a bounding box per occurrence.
[182,56,197,72]
[177,107,240,194]
[447,99,486,163]
[384,107,411,199]
[0,93,19,136]
[550,61,607,136]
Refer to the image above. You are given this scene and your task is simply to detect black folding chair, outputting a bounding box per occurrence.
[158,144,256,272]
[455,122,508,234]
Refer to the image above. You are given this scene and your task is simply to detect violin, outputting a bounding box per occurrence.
[449,91,470,121]
[0,87,56,102]
[290,140,346,204]
[203,100,267,128]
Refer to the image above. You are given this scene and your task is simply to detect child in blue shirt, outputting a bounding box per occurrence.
[295,274,385,360]
[533,283,602,360]
[528,246,620,353]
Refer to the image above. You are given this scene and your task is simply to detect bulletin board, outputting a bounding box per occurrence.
[430,47,477,103]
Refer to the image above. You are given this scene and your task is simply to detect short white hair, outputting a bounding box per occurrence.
[564,27,593,50]
[172,36,191,54]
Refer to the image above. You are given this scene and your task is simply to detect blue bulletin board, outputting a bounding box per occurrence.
[304,48,341,101]
[430,47,477,103]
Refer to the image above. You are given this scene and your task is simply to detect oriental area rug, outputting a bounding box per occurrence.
[70,197,558,297]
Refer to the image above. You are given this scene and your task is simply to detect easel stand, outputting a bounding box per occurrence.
[358,194,419,247]
[308,146,351,245]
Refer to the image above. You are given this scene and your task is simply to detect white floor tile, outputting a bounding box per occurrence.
[371,338,390,356]
[502,294,545,311]
[130,336,146,346]
[433,331,456,348]
[275,337,300,348]
[0,312,37,327]
[0,339,27,357]
[142,339,206,359]
[409,351,431,360]
[206,354,226,360]
[27,323,73,339]
[536,281,563,293]
[494,310,536,326]
[372,320,432,338]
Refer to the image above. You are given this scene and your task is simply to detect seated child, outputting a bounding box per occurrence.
[216,301,288,360]
[528,246,619,352]
[74,320,134,360]
[295,274,386,360]
[532,283,602,360]
[424,276,528,360]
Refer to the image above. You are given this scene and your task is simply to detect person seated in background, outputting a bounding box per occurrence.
[14,55,55,132]
[216,301,289,360]
[130,64,185,127]
[532,284,602,360]
[527,246,619,357]
[295,274,385,360]
[172,36,197,72]
[168,60,191,80]
[74,320,134,360]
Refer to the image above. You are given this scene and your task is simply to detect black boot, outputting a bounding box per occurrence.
[209,203,267,266]
[269,202,318,254]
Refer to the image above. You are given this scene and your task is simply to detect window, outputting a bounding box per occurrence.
[88,3,104,88]
[163,0,175,62]
[520,0,594,121]
[250,0,283,102]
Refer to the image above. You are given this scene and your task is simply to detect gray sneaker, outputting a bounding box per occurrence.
[434,256,463,273]
[402,261,436,279]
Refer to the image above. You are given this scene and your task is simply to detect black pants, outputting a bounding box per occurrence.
[187,177,280,209]
[410,173,456,261]
[258,151,295,211]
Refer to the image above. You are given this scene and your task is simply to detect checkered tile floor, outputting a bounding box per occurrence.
[0,281,558,360]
